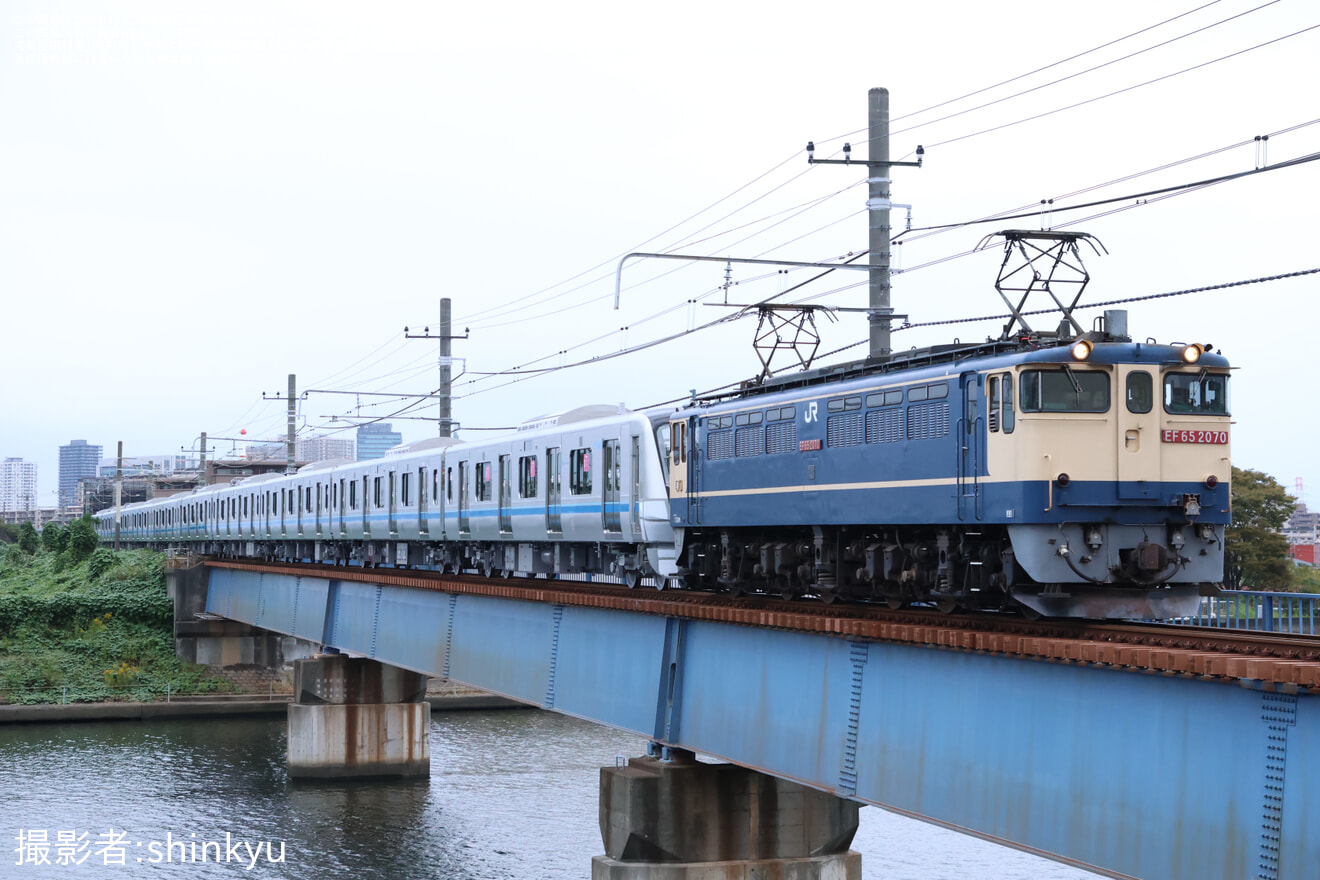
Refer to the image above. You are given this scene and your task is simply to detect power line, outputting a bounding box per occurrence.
[923,22,1320,150]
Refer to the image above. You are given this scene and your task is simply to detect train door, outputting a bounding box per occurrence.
[670,419,691,522]
[418,466,430,537]
[957,371,983,521]
[458,461,471,536]
[388,470,398,535]
[546,448,562,535]
[338,479,346,537]
[362,476,371,537]
[1117,365,1161,499]
[602,439,622,533]
[498,455,512,535]
[630,435,642,539]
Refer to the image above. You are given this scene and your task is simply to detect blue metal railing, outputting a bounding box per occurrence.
[1176,590,1319,634]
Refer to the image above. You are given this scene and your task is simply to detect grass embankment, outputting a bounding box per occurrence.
[0,547,231,704]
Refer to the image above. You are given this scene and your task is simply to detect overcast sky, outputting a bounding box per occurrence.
[2,0,1316,509]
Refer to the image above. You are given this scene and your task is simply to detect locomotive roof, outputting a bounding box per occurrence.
[700,337,1230,406]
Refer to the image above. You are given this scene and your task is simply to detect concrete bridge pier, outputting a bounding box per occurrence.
[286,655,430,779]
[593,749,861,879]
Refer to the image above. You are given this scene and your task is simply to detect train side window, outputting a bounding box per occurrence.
[373,477,382,508]
[570,448,593,495]
[1020,369,1110,413]
[446,467,453,502]
[519,455,538,498]
[350,481,357,510]
[433,468,439,502]
[476,462,492,501]
[988,376,1000,432]
[401,472,410,506]
[908,386,928,402]
[927,383,949,399]
[1127,371,1153,414]
[1002,372,1015,433]
[828,396,862,413]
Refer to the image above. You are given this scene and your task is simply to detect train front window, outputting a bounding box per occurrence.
[1019,369,1110,413]
[1164,372,1229,415]
[1126,371,1153,414]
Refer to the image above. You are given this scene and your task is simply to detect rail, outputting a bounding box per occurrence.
[1176,590,1319,634]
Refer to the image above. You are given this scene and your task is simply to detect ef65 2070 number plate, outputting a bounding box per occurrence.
[1162,429,1228,444]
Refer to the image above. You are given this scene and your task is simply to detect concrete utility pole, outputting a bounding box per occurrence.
[439,298,452,438]
[807,87,922,361]
[286,374,297,474]
[114,441,122,551]
[199,431,207,486]
[404,299,467,437]
[868,88,893,361]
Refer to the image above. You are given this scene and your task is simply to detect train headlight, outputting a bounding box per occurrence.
[1070,339,1093,361]
[1179,343,1204,364]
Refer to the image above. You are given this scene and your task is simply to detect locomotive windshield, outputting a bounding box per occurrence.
[1164,371,1229,415]
[1019,369,1110,413]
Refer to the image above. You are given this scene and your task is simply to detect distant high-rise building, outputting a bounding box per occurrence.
[356,423,402,461]
[297,435,356,463]
[59,440,102,509]
[0,458,38,513]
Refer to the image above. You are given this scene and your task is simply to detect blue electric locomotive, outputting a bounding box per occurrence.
[659,316,1230,618]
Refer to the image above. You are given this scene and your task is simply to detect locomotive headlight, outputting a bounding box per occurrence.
[1070,339,1093,361]
[1179,343,1204,364]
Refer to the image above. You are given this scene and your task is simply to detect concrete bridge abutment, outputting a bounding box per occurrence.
[286,655,430,779]
[593,750,861,880]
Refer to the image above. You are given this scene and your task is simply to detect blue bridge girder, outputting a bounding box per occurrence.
[204,564,1316,880]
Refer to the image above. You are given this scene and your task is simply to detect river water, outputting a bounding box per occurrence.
[0,709,1094,879]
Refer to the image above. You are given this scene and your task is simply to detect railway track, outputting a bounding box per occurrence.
[206,559,1320,691]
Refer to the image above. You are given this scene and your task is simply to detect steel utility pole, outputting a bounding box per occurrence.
[404,298,467,437]
[807,87,922,361]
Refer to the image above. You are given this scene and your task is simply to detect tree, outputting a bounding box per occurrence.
[0,522,17,545]
[17,522,40,555]
[1224,467,1295,590]
[40,522,66,554]
[66,516,99,564]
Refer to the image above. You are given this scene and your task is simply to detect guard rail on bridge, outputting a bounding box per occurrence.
[1178,590,1319,634]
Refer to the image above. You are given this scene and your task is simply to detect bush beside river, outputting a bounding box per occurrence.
[0,541,231,704]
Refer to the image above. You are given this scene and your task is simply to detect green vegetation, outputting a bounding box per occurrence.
[1225,466,1296,590]
[0,541,231,704]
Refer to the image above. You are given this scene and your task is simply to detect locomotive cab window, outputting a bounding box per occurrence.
[1164,372,1229,415]
[988,376,1001,432]
[1001,372,1015,433]
[1127,371,1154,414]
[1020,369,1110,413]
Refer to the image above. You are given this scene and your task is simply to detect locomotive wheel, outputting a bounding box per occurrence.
[935,599,959,614]
[817,586,839,605]
[885,597,904,610]
[623,570,641,589]
[725,580,746,598]
[774,576,800,601]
